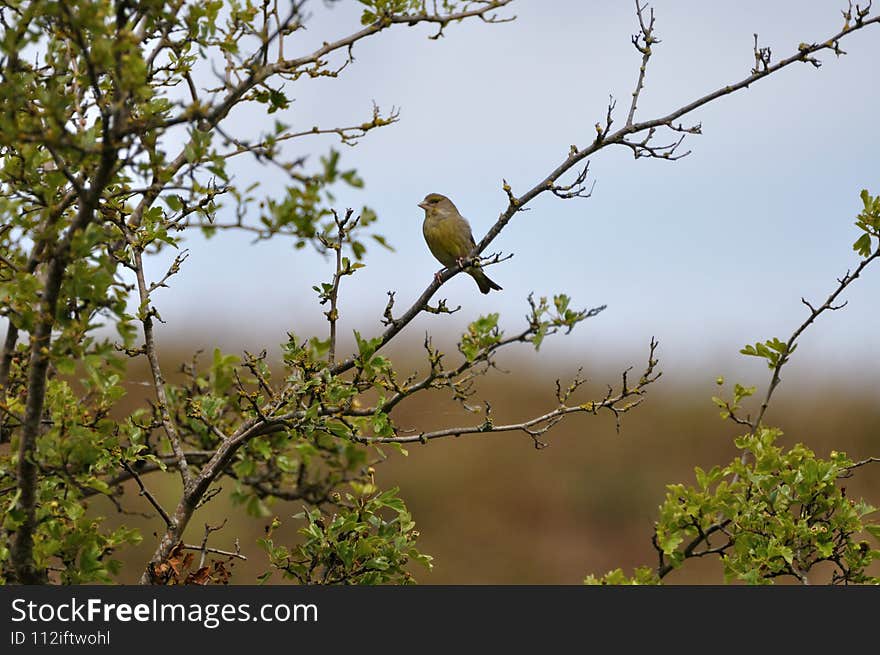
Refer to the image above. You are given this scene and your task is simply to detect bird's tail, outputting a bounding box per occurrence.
[468,267,502,294]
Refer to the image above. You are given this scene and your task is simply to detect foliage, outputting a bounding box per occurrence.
[587,189,880,585]
[660,430,878,584]
[588,431,880,585]
[584,567,659,586]
[258,479,431,585]
[853,189,880,257]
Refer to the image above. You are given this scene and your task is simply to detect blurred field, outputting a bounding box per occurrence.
[86,340,880,585]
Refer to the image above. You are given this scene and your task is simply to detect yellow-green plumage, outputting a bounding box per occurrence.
[419,193,502,294]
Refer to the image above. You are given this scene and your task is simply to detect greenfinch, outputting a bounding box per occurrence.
[418,193,502,294]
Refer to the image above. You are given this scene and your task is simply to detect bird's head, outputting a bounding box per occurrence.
[418,193,457,216]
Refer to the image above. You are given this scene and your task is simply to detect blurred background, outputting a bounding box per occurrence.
[101,349,880,584]
[34,0,880,582]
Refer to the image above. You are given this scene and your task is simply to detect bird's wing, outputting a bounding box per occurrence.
[461,216,477,249]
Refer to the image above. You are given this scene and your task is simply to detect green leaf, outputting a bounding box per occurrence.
[853,232,872,257]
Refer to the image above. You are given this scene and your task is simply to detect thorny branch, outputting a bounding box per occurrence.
[356,339,661,448]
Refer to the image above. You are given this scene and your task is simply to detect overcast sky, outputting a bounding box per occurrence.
[140,0,880,387]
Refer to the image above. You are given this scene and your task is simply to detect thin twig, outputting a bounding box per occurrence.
[120,460,173,528]
[626,1,657,127]
[357,339,660,447]
[131,246,193,491]
[197,519,230,569]
[324,210,357,366]
[750,245,880,434]
[182,542,247,562]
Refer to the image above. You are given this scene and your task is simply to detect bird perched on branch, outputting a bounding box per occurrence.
[418,193,502,294]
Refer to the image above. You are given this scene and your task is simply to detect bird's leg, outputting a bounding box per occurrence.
[434,270,444,284]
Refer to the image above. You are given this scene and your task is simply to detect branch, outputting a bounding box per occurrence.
[148,250,189,294]
[130,245,193,491]
[351,295,607,418]
[195,519,232,569]
[181,542,247,562]
[220,105,401,160]
[120,460,173,528]
[138,396,291,584]
[750,244,880,433]
[11,139,118,584]
[75,451,215,498]
[626,1,658,127]
[656,520,732,579]
[322,209,358,366]
[846,456,880,471]
[2,231,76,445]
[356,338,660,447]
[0,322,18,444]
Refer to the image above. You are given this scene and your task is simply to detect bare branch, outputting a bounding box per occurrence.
[130,244,193,491]
[842,455,880,473]
[549,162,595,199]
[221,105,400,159]
[196,519,230,569]
[347,295,608,419]
[181,541,247,563]
[750,244,880,434]
[356,338,660,446]
[120,460,173,528]
[626,1,658,127]
[322,209,358,366]
[148,250,189,294]
[423,298,462,316]
[381,291,398,327]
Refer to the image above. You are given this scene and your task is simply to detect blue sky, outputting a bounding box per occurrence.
[140,0,880,387]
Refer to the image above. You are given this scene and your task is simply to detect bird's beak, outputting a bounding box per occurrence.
[417,201,428,210]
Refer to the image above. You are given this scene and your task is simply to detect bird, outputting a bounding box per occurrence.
[418,193,502,294]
